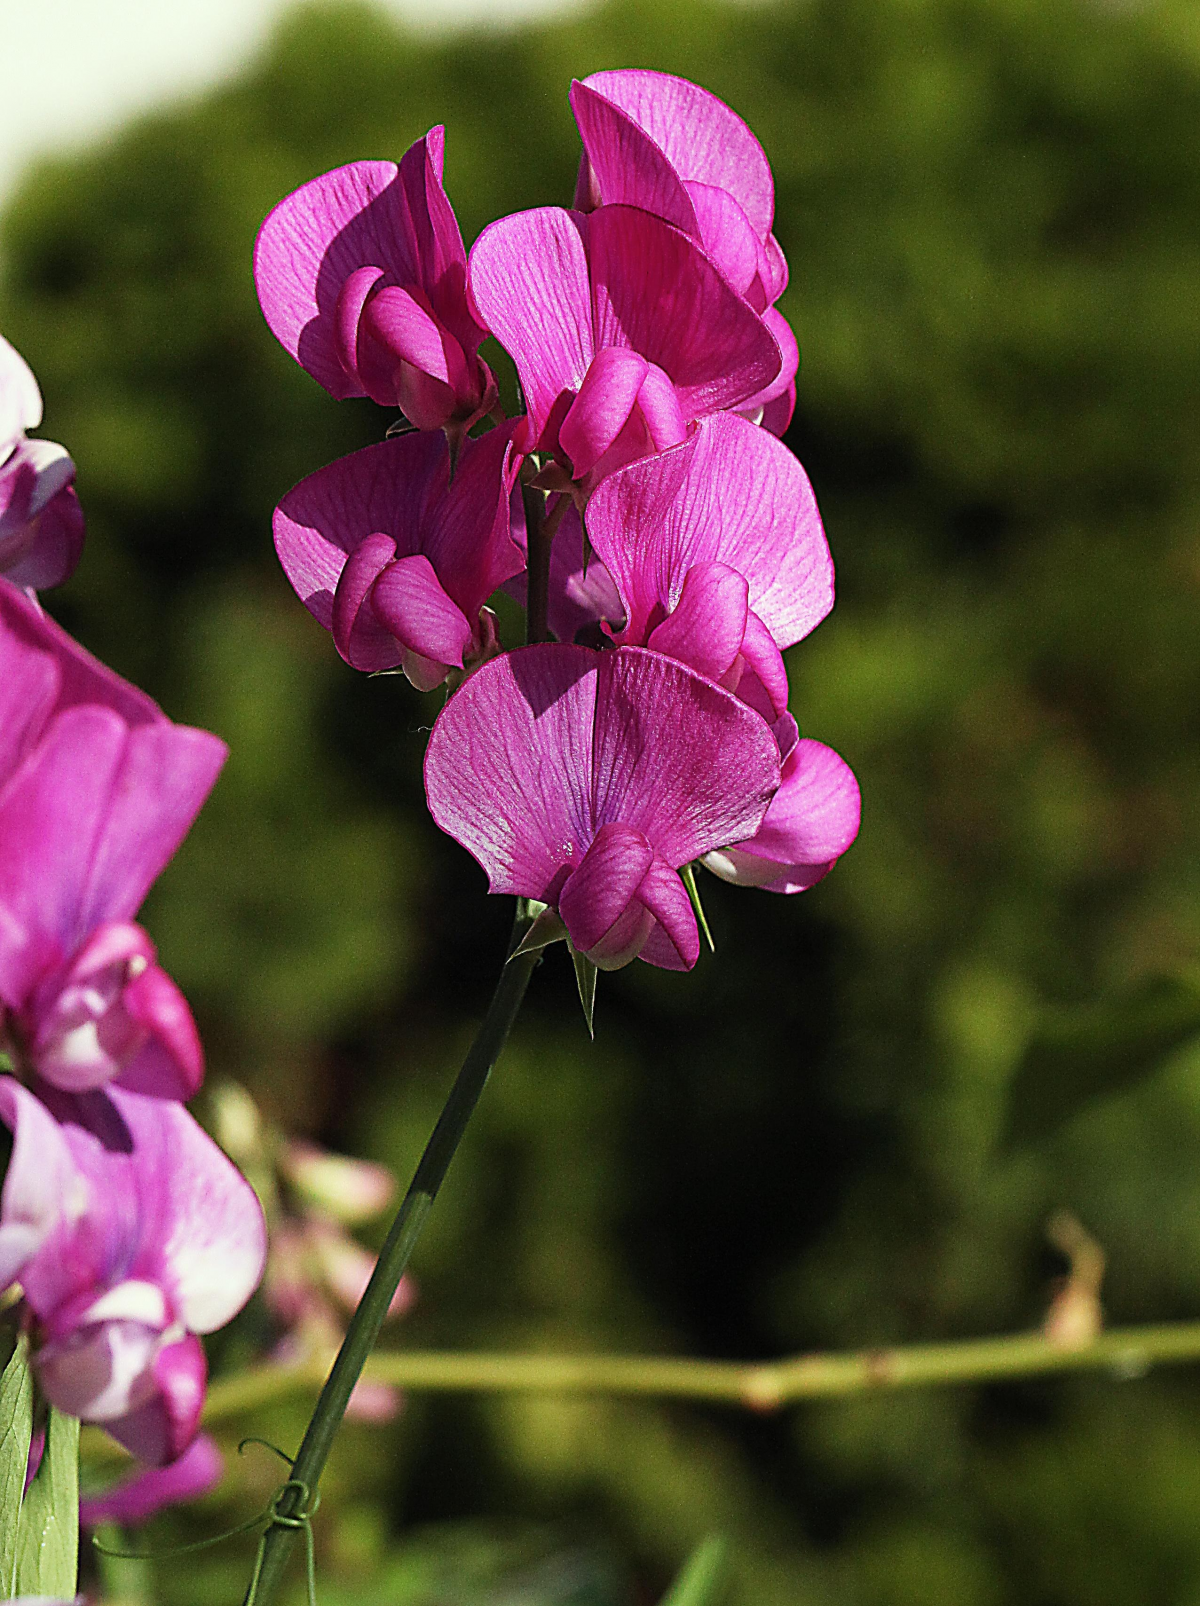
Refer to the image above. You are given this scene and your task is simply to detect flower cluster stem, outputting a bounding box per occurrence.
[241,927,539,1606]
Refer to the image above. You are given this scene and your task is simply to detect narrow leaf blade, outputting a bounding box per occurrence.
[0,1333,33,1597]
[14,1406,79,1599]
[661,1536,729,1606]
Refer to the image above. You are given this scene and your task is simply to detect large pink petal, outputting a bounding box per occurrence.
[417,422,524,614]
[581,71,775,239]
[586,206,780,418]
[424,645,598,897]
[0,599,57,788]
[590,646,779,864]
[468,208,594,445]
[370,553,474,670]
[569,80,696,233]
[589,413,832,649]
[0,576,160,730]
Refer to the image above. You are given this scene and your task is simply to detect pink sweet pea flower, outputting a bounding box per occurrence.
[585,413,832,720]
[424,644,780,970]
[254,130,496,440]
[0,1079,266,1465]
[80,1434,223,1528]
[0,336,85,591]
[570,72,797,434]
[703,714,861,894]
[468,204,781,496]
[0,580,225,1100]
[273,423,522,688]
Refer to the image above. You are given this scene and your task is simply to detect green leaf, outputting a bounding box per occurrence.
[660,1537,729,1606]
[14,1406,79,1600]
[1002,973,1200,1150]
[681,864,715,954]
[571,945,598,1038]
[0,1334,33,1597]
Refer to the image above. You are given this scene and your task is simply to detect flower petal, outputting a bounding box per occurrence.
[80,1433,223,1528]
[559,348,649,479]
[558,822,654,961]
[633,856,700,972]
[370,553,474,672]
[569,79,697,233]
[646,561,749,684]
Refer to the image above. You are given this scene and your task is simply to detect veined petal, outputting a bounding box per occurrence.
[731,610,790,721]
[634,856,699,971]
[569,80,697,233]
[468,207,594,445]
[736,737,861,866]
[646,561,749,684]
[370,553,474,672]
[590,647,780,864]
[683,181,762,298]
[588,413,832,650]
[332,531,402,672]
[586,206,780,418]
[580,70,775,239]
[740,305,799,414]
[0,600,57,789]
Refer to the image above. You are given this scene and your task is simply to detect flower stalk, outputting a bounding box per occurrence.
[242,924,539,1606]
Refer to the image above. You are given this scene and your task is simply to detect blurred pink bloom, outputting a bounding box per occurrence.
[468,205,781,494]
[424,644,780,970]
[0,581,225,1100]
[280,1138,395,1225]
[273,424,522,688]
[704,714,861,894]
[0,336,85,590]
[254,131,496,439]
[0,1080,266,1465]
[570,72,797,433]
[80,1433,223,1528]
[585,414,833,719]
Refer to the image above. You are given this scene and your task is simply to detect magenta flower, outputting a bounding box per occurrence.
[254,130,496,438]
[80,1433,223,1528]
[273,423,522,688]
[0,580,225,1099]
[570,72,798,434]
[468,204,781,494]
[0,336,85,591]
[424,645,780,970]
[585,413,832,719]
[704,714,861,893]
[0,1079,266,1464]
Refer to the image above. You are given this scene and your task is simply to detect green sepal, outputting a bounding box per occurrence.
[660,1536,729,1606]
[511,905,568,958]
[681,863,716,954]
[570,945,598,1039]
[14,1405,79,1599]
[0,1054,11,1074]
[0,1332,34,1596]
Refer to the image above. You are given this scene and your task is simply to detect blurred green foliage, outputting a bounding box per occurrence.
[4,0,1200,1599]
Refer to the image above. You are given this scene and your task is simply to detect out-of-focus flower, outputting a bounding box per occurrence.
[80,1433,223,1528]
[0,337,85,591]
[569,71,797,433]
[0,1080,266,1465]
[273,424,522,689]
[585,413,833,719]
[0,580,224,1100]
[469,204,781,496]
[254,131,496,440]
[424,644,780,970]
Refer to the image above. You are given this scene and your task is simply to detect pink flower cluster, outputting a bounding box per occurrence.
[0,467,264,1504]
[256,70,860,975]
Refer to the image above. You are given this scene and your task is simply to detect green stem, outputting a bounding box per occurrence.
[522,485,567,646]
[242,926,539,1606]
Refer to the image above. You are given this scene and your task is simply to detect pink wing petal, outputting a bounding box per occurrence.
[634,856,699,971]
[468,208,594,446]
[103,1332,207,1466]
[80,1432,223,1527]
[558,822,654,960]
[370,553,474,670]
[332,531,403,672]
[683,181,763,299]
[559,348,649,479]
[645,561,748,683]
[0,1077,76,1291]
[581,70,775,239]
[417,422,524,614]
[0,598,57,788]
[586,206,780,418]
[569,80,697,233]
[740,305,799,415]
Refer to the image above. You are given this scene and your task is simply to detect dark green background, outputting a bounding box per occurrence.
[5,0,1200,1599]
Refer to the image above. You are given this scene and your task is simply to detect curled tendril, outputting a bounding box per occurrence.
[92,1439,321,1606]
